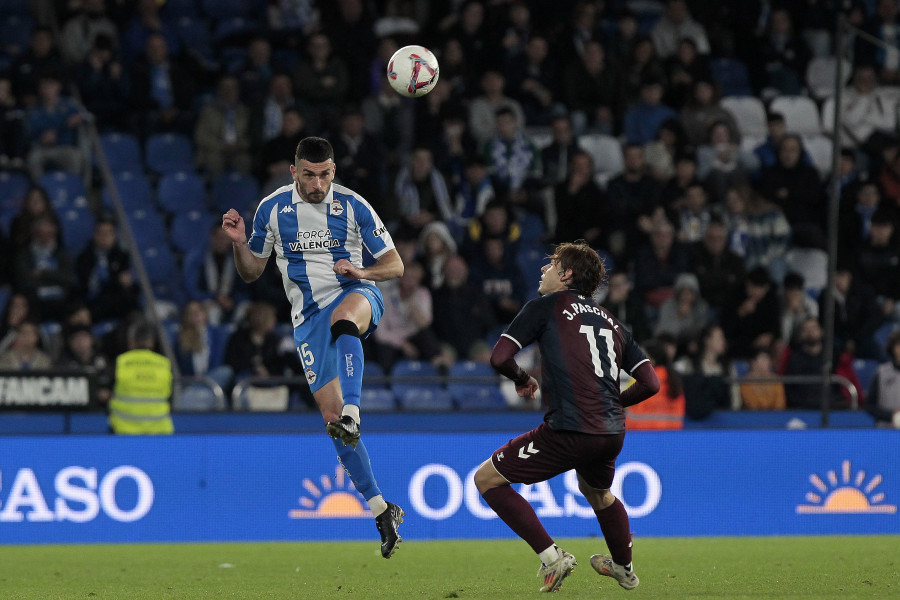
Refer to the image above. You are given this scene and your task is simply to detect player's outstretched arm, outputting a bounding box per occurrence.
[333,249,404,282]
[222,208,268,283]
[490,336,537,397]
[620,361,660,407]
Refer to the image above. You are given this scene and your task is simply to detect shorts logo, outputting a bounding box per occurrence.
[518,442,539,460]
[496,452,504,462]
[304,367,317,385]
[344,354,354,377]
[280,205,294,214]
[330,200,343,216]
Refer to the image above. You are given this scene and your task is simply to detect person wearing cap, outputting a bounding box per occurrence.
[653,271,711,353]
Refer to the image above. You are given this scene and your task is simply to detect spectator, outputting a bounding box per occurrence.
[453,156,496,228]
[633,220,691,310]
[25,73,85,181]
[130,32,195,137]
[625,339,685,430]
[740,348,786,410]
[664,38,711,110]
[292,32,349,132]
[441,1,493,72]
[12,217,76,323]
[0,321,53,370]
[506,34,561,128]
[866,329,900,427]
[659,153,699,214]
[552,150,608,248]
[371,261,441,371]
[651,0,711,59]
[606,9,640,67]
[258,106,307,194]
[623,78,678,146]
[643,118,690,182]
[838,180,884,256]
[235,37,277,109]
[119,0,180,67]
[195,75,252,178]
[497,0,535,63]
[431,254,496,364]
[224,301,297,386]
[394,146,453,234]
[361,73,416,174]
[433,37,472,103]
[172,300,233,392]
[555,0,602,64]
[57,324,113,403]
[72,34,130,133]
[779,316,856,410]
[58,0,119,66]
[721,266,781,359]
[696,120,751,204]
[10,27,66,105]
[750,7,810,98]
[182,225,249,326]
[720,184,792,283]
[674,182,713,243]
[0,294,36,354]
[823,64,895,156]
[429,105,478,194]
[676,324,740,414]
[653,272,711,351]
[416,221,458,291]
[598,271,651,344]
[758,134,827,249]
[856,207,900,322]
[251,73,297,146]
[0,76,27,168]
[9,186,61,251]
[752,112,812,174]
[606,144,662,259]
[680,79,739,148]
[481,106,543,207]
[561,40,619,136]
[690,217,746,311]
[467,70,525,146]
[779,271,819,349]
[469,238,527,325]
[819,263,887,361]
[540,114,579,188]
[857,0,900,85]
[460,200,522,262]
[75,216,139,323]
[331,106,384,206]
[620,35,667,108]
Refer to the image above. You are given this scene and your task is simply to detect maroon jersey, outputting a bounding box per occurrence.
[502,290,649,434]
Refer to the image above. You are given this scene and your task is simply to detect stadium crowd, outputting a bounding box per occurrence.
[0,0,899,420]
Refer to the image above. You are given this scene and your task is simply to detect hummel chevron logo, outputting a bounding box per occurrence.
[280,205,294,213]
[518,442,539,459]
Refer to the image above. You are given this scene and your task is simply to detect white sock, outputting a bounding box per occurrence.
[538,544,561,565]
[342,404,360,424]
[368,495,388,517]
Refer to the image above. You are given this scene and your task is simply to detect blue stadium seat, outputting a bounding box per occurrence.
[210,171,260,213]
[517,211,547,244]
[710,58,754,97]
[732,359,750,379]
[59,206,96,255]
[853,358,880,395]
[361,388,396,412]
[97,132,142,173]
[173,17,215,62]
[0,170,30,216]
[39,171,86,210]
[158,171,207,215]
[145,133,195,175]
[170,210,215,254]
[448,361,505,411]
[125,208,168,247]
[363,361,388,390]
[391,359,442,399]
[516,243,550,300]
[102,171,154,212]
[874,323,897,351]
[396,388,455,411]
[137,245,181,303]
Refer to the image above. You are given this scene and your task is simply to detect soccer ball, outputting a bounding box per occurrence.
[386,45,440,98]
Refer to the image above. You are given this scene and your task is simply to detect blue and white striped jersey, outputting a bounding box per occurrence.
[248,182,395,327]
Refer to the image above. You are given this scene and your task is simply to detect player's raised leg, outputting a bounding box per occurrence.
[578,474,639,590]
[325,292,373,446]
[474,457,576,592]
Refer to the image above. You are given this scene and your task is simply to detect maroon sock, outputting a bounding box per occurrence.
[482,486,554,554]
[594,498,632,566]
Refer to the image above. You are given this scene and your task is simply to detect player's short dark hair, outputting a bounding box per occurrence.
[295,137,334,164]
[550,240,606,297]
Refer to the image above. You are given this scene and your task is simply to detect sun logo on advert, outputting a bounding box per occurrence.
[796,460,897,514]
[289,465,372,519]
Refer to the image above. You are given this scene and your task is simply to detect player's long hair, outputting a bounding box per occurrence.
[295,137,334,163]
[550,241,607,297]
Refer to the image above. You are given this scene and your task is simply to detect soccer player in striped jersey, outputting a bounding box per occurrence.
[473,241,660,592]
[221,137,405,558]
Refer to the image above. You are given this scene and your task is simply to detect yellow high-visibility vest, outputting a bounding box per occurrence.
[109,349,174,435]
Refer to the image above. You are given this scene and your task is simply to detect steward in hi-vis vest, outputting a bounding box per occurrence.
[109,322,174,435]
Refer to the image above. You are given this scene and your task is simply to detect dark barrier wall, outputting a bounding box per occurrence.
[0,430,897,544]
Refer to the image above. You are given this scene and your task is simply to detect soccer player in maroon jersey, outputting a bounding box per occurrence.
[473,241,660,592]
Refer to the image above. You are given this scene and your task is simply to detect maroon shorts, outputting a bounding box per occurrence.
[491,422,625,490]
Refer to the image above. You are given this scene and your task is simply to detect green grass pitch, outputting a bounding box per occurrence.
[1,536,897,599]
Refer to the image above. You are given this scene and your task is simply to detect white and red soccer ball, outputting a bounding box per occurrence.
[387,45,440,98]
